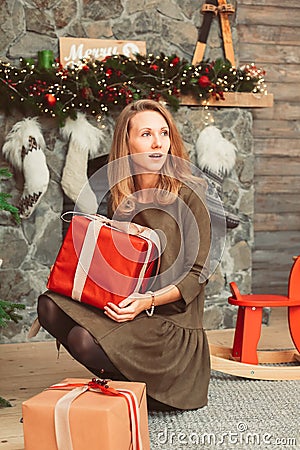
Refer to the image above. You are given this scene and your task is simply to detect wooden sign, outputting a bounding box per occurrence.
[59,38,146,66]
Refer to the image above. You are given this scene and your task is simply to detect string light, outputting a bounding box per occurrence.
[0,55,267,123]
[201,101,215,127]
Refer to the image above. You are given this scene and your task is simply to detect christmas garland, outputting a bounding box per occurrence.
[0,52,266,124]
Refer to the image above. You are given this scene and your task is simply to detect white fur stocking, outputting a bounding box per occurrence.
[2,118,49,219]
[196,125,240,229]
[60,113,105,213]
[196,125,237,175]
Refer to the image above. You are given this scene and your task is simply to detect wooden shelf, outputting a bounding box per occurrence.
[180,92,274,108]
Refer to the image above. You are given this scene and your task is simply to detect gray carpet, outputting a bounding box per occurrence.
[148,370,300,450]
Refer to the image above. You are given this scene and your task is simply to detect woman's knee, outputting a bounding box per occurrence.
[37,295,57,327]
[67,326,92,357]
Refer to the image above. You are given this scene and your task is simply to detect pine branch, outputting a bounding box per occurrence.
[0,168,21,223]
[0,299,25,328]
[0,397,12,408]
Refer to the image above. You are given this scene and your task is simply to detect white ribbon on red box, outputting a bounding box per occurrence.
[71,214,159,301]
[61,212,161,302]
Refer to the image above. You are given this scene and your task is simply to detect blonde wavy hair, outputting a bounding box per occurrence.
[108,99,201,215]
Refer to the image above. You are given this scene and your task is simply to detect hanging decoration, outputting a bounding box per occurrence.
[60,112,106,213]
[37,50,55,70]
[192,0,236,66]
[0,53,267,125]
[196,125,240,228]
[2,117,50,219]
[196,125,237,175]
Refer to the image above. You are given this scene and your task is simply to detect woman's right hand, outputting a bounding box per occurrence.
[103,292,152,322]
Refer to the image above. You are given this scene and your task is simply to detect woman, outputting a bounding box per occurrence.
[38,99,211,411]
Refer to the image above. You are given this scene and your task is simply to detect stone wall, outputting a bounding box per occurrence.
[0,0,255,343]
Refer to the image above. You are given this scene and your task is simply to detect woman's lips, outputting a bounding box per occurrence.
[148,153,163,158]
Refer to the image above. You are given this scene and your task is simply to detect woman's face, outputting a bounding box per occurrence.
[128,110,170,173]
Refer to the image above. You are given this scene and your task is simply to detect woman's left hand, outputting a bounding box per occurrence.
[103,293,151,322]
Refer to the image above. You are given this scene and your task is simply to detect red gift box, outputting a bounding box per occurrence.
[47,214,160,309]
[22,378,150,450]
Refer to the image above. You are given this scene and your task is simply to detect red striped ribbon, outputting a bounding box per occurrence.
[49,379,143,450]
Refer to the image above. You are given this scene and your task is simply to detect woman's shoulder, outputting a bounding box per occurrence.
[179,180,207,204]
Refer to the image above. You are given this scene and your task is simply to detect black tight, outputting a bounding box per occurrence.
[37,295,127,380]
[66,326,125,378]
[37,294,178,411]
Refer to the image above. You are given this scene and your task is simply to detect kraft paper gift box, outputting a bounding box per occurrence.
[22,378,150,450]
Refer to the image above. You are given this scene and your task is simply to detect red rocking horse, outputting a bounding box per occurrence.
[210,256,300,380]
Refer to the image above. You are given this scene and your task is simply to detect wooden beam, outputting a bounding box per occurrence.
[180,92,274,108]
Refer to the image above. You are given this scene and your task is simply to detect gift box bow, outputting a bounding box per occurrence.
[49,378,143,450]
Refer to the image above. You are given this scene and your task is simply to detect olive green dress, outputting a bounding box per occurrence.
[46,185,211,410]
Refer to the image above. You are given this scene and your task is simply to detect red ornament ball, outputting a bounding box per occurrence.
[171,56,180,66]
[45,93,57,106]
[198,75,211,88]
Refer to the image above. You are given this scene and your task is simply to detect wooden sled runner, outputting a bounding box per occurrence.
[210,343,300,380]
[209,255,300,380]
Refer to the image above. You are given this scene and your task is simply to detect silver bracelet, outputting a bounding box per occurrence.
[145,291,155,317]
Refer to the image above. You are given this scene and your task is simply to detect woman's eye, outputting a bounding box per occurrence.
[162,130,169,136]
[142,132,151,137]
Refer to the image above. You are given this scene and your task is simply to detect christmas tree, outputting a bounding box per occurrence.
[0,168,24,407]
